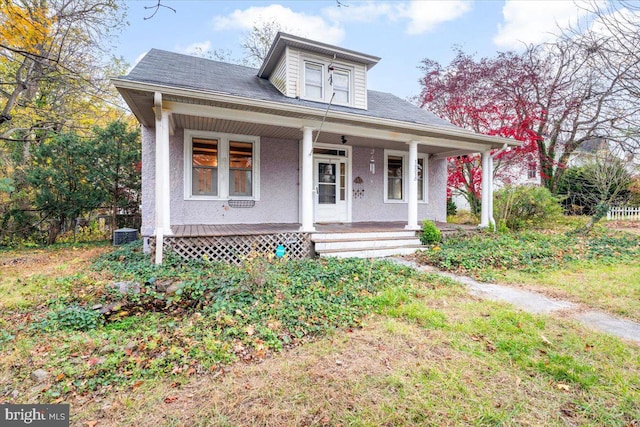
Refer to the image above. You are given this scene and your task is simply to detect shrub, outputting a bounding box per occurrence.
[41,305,104,331]
[446,198,457,216]
[420,220,442,244]
[494,185,562,230]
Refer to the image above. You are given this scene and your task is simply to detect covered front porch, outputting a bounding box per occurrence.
[152,221,476,263]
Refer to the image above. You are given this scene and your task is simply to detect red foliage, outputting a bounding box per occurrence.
[418,50,545,204]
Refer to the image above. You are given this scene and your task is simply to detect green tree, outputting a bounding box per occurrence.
[91,121,141,229]
[27,132,104,244]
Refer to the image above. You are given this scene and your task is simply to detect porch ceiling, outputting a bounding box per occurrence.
[170,113,458,154]
[116,86,517,155]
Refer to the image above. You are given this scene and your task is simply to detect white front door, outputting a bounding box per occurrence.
[314,156,348,223]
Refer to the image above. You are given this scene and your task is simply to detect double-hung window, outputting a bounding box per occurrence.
[302,58,353,106]
[384,149,428,203]
[191,138,218,196]
[185,130,260,200]
[332,69,350,104]
[304,62,323,100]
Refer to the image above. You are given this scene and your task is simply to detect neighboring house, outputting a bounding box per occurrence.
[113,32,516,263]
[567,138,612,168]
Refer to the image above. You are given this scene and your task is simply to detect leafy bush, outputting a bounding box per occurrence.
[414,227,640,276]
[420,220,442,244]
[494,185,562,230]
[40,305,104,331]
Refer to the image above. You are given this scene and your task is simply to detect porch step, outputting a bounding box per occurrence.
[312,230,423,259]
[314,237,421,251]
[316,245,424,259]
[312,230,417,241]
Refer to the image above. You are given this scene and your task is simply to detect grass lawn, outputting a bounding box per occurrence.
[0,238,639,426]
[499,262,640,321]
[413,220,640,322]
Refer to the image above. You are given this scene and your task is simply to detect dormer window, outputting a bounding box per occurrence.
[332,68,350,104]
[304,62,323,100]
[302,58,354,106]
[259,32,380,110]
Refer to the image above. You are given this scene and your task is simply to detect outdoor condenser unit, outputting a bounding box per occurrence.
[113,228,139,246]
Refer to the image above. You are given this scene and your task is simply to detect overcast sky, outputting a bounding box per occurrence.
[117,0,598,99]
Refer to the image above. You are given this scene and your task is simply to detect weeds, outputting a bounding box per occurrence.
[415,227,640,276]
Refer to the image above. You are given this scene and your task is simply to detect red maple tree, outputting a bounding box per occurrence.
[418,50,542,213]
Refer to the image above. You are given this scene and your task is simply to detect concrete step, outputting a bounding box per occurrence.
[312,230,417,241]
[314,237,421,251]
[317,245,423,259]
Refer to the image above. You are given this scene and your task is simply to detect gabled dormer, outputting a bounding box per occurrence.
[258,32,380,110]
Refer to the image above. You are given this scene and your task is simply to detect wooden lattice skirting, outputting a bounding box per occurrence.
[149,232,312,264]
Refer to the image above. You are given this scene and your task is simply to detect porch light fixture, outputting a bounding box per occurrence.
[341,135,347,144]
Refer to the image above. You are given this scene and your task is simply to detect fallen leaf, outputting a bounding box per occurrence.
[55,373,65,382]
[85,421,98,427]
[556,383,571,391]
[132,380,143,390]
[164,396,178,404]
[540,335,552,346]
[485,341,496,352]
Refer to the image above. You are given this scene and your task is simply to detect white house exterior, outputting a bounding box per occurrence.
[113,33,517,263]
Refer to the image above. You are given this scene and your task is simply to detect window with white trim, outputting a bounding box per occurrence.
[184,130,260,200]
[191,138,218,196]
[301,58,354,106]
[331,68,350,104]
[304,62,323,100]
[384,150,428,203]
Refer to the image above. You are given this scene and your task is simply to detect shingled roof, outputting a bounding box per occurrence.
[119,49,456,129]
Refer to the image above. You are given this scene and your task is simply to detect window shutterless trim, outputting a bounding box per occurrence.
[384,149,428,204]
[184,130,260,201]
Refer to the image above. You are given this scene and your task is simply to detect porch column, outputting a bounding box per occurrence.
[154,92,172,264]
[479,150,491,228]
[300,126,316,232]
[405,140,420,230]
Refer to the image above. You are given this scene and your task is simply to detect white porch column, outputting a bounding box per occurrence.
[479,150,491,228]
[488,156,495,229]
[154,92,172,264]
[405,140,420,230]
[300,126,316,232]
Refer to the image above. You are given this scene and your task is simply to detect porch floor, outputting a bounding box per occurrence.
[170,221,474,237]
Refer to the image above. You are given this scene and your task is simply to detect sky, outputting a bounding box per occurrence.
[115,0,594,100]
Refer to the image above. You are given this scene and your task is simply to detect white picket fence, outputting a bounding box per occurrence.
[607,206,640,221]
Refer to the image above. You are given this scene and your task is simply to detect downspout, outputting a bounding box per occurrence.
[489,143,509,230]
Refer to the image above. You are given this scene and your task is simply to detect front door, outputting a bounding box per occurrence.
[314,156,348,223]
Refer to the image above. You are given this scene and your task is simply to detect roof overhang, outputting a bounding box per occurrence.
[112,78,520,155]
[258,32,381,79]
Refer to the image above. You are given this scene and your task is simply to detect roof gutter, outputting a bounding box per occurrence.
[112,78,520,149]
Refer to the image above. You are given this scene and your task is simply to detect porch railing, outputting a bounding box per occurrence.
[606,205,640,221]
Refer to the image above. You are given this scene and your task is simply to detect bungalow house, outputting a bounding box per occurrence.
[113,32,517,263]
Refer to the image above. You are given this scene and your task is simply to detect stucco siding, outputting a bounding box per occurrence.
[169,132,300,225]
[350,146,446,222]
[142,133,446,232]
[141,126,156,237]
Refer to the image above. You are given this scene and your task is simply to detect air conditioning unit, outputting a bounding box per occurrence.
[113,228,138,246]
